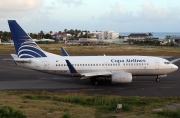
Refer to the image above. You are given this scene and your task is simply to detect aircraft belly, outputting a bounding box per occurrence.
[127,69,158,75]
[39,70,72,76]
[127,68,170,75]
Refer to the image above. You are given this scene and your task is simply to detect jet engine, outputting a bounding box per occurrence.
[111,72,132,83]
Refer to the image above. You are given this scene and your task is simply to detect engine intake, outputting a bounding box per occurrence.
[111,72,132,83]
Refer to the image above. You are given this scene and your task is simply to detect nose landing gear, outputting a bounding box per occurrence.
[156,78,160,82]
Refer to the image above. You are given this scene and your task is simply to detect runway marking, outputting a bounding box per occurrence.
[160,86,176,88]
[133,80,175,82]
[61,88,104,91]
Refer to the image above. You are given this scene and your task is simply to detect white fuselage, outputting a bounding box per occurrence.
[16,55,178,77]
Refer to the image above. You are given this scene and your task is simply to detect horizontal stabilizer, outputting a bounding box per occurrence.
[11,54,18,59]
[14,59,32,63]
[3,59,32,63]
[3,54,18,61]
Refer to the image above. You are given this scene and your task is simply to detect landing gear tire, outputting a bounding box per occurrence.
[94,80,99,86]
[156,78,160,82]
[90,78,99,86]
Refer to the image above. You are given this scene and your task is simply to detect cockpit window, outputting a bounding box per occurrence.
[164,62,170,64]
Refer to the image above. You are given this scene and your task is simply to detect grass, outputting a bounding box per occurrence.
[0,92,180,118]
[155,108,180,118]
[1,44,180,117]
[1,43,180,56]
[0,106,27,118]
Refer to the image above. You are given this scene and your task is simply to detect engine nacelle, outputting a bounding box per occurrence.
[111,72,132,83]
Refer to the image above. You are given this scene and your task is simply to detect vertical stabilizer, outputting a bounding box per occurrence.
[8,20,47,58]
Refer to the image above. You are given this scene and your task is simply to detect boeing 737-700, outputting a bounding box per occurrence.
[7,20,178,85]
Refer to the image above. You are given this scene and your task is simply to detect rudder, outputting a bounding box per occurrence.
[8,20,47,58]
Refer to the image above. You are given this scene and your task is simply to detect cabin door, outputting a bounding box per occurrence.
[155,60,159,69]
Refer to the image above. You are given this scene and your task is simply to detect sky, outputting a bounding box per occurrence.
[0,0,180,33]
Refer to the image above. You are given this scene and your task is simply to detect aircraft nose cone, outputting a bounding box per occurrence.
[172,64,178,71]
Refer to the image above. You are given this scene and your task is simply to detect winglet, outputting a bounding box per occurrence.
[170,58,180,63]
[65,60,79,75]
[61,47,69,56]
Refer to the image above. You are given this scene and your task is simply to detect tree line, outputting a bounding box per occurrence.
[0,29,93,42]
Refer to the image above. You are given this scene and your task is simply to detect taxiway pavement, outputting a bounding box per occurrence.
[0,54,180,97]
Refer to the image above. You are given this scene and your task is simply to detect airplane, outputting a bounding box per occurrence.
[7,20,178,85]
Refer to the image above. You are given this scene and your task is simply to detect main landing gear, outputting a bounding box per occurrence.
[90,77,99,86]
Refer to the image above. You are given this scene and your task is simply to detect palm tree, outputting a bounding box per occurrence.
[40,30,44,39]
[147,32,153,39]
[49,31,53,34]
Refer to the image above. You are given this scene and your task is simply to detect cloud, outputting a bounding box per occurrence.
[138,1,180,22]
[61,0,84,6]
[0,0,44,18]
[101,1,180,23]
[100,3,137,23]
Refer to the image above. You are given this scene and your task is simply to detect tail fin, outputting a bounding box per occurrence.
[8,20,47,58]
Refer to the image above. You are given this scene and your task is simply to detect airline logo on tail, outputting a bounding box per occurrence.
[8,20,47,58]
[18,39,47,58]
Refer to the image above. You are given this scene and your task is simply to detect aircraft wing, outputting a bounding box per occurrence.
[80,71,112,77]
[66,60,113,79]
[170,58,180,63]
